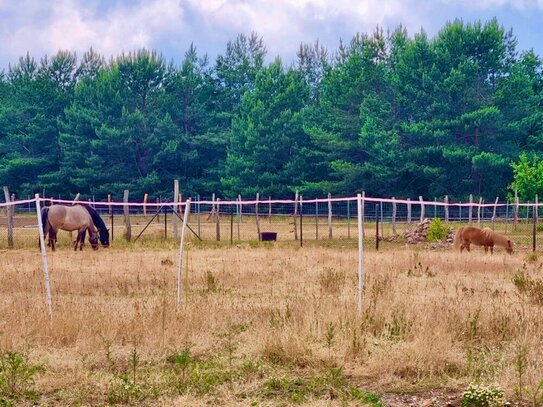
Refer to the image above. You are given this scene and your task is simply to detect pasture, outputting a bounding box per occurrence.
[1,242,543,406]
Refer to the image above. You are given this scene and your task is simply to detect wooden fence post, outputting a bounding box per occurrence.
[361,191,365,239]
[256,193,261,241]
[477,197,482,226]
[215,198,220,241]
[468,194,473,225]
[3,186,13,248]
[143,193,148,218]
[492,197,499,229]
[123,189,131,241]
[444,195,449,222]
[237,196,241,240]
[514,190,519,231]
[392,197,397,235]
[533,195,538,252]
[315,200,319,240]
[293,191,299,240]
[173,180,179,239]
[419,196,425,223]
[268,196,272,224]
[328,193,332,239]
[407,198,412,224]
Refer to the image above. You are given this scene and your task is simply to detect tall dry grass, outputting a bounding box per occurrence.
[0,243,542,405]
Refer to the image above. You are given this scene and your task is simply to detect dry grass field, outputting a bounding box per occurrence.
[1,240,543,406]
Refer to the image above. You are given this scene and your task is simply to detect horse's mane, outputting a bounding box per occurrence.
[81,204,106,231]
[483,227,512,248]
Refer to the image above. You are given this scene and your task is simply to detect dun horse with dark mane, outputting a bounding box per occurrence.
[41,205,99,251]
[453,226,514,254]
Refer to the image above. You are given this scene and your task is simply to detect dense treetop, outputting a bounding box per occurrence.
[1,20,542,201]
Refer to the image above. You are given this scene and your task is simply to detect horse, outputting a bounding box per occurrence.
[40,205,99,251]
[80,204,110,248]
[453,226,514,255]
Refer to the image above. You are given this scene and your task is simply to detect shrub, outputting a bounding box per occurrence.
[427,218,448,241]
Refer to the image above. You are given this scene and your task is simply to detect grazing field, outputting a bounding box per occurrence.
[0,243,542,406]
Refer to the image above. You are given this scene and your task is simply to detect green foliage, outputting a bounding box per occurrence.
[427,218,449,241]
[461,383,505,407]
[0,351,45,403]
[509,153,543,201]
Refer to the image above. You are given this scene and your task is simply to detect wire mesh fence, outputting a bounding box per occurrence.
[0,195,541,251]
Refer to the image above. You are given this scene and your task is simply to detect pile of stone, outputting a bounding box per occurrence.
[403,218,455,245]
[404,218,432,244]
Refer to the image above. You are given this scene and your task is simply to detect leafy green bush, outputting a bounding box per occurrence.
[427,218,448,241]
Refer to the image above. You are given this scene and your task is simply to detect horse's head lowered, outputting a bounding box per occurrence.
[98,228,110,248]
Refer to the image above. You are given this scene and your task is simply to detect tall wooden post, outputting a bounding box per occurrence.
[215,198,220,241]
[3,186,13,248]
[419,196,425,223]
[407,198,412,224]
[328,193,333,239]
[533,195,538,252]
[477,197,482,227]
[468,194,473,225]
[514,190,519,231]
[123,189,131,241]
[492,197,499,230]
[143,193,148,218]
[173,180,179,239]
[391,197,397,235]
[256,193,261,241]
[293,191,299,240]
[315,201,319,240]
[444,195,449,222]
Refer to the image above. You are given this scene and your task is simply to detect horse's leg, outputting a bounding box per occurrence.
[50,229,57,251]
[490,245,494,255]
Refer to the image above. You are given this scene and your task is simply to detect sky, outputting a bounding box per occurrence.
[0,0,542,70]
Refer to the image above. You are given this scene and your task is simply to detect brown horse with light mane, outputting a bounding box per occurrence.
[41,205,99,251]
[453,226,513,254]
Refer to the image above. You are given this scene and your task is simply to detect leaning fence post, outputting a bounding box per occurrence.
[177,199,191,306]
[492,197,499,230]
[3,186,13,248]
[419,196,425,223]
[391,197,397,235]
[35,194,53,319]
[123,189,131,241]
[328,193,333,239]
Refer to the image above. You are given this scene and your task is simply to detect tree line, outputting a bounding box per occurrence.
[1,19,542,202]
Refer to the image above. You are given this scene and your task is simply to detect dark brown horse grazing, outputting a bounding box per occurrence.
[41,205,99,251]
[453,226,514,254]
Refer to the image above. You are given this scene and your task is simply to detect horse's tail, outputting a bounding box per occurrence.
[453,227,464,250]
[41,207,50,235]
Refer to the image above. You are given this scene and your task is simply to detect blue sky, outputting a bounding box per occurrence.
[0,0,542,70]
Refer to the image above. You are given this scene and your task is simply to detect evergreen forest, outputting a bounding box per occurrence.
[1,19,542,201]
